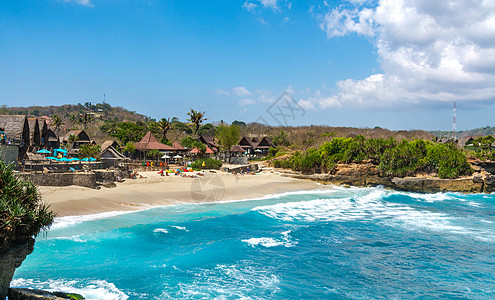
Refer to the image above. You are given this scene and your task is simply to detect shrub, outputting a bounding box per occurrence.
[0,160,55,248]
[190,158,222,170]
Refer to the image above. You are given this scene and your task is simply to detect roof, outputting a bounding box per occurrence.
[101,140,120,151]
[198,135,219,147]
[206,146,214,154]
[64,130,91,142]
[230,145,245,152]
[256,137,275,149]
[190,147,199,154]
[0,115,29,141]
[172,141,185,150]
[239,136,257,150]
[100,146,128,160]
[27,118,40,145]
[134,131,177,151]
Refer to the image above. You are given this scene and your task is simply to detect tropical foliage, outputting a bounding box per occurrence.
[273,136,473,179]
[78,144,101,159]
[187,109,207,135]
[0,160,55,248]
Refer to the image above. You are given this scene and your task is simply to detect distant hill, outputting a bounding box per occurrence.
[0,102,149,123]
[430,126,495,138]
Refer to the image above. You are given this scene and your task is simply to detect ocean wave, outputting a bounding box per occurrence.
[173,262,280,299]
[153,228,169,234]
[10,278,128,300]
[243,230,297,248]
[51,211,139,230]
[253,189,495,242]
[171,226,188,231]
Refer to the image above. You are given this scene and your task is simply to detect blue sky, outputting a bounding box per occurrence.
[1,0,494,131]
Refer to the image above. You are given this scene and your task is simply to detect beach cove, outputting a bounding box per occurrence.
[39,170,321,217]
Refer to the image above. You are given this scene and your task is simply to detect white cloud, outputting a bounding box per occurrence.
[212,89,230,96]
[243,1,257,12]
[313,0,495,110]
[233,86,252,96]
[260,0,278,9]
[63,0,93,7]
[239,98,256,105]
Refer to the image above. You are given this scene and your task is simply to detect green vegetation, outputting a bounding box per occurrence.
[78,144,101,159]
[187,109,208,135]
[0,160,55,248]
[216,124,241,162]
[273,136,473,179]
[470,135,495,160]
[190,158,222,170]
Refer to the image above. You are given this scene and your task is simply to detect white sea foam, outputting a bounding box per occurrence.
[254,189,495,241]
[10,278,128,300]
[171,226,188,231]
[175,262,279,298]
[153,228,169,234]
[51,211,138,230]
[243,230,297,248]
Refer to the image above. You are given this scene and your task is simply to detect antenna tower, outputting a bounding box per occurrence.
[452,101,457,139]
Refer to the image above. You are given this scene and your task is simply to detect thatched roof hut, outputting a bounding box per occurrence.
[134,132,176,151]
[0,115,30,146]
[101,140,120,152]
[27,118,41,147]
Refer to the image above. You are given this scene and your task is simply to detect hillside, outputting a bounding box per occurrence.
[0,103,435,148]
[429,126,495,138]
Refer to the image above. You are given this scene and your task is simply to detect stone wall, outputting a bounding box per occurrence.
[18,172,97,189]
[0,145,18,166]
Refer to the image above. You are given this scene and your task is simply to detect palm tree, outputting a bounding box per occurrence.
[156,118,171,141]
[187,109,208,135]
[78,112,94,130]
[51,114,62,135]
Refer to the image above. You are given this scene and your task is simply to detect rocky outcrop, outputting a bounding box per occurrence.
[280,162,493,193]
[0,238,34,300]
[8,288,85,300]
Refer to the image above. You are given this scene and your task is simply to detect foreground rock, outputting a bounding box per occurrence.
[280,162,495,193]
[0,238,34,300]
[8,288,84,300]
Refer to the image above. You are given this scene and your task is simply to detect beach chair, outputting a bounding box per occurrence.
[69,167,76,172]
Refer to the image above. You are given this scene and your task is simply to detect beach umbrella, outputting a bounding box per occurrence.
[173,155,182,159]
[161,155,171,159]
[36,149,51,154]
[59,157,70,162]
[82,158,89,162]
[46,156,58,160]
[88,157,96,161]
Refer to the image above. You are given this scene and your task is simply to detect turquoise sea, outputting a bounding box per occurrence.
[11,186,495,299]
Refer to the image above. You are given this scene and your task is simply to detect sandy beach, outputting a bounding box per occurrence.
[39,170,321,217]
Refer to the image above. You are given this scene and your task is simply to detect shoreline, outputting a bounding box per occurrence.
[40,171,321,217]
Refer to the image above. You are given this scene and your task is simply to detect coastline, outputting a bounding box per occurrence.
[39,171,321,217]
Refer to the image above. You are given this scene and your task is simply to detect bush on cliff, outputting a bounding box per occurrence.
[272,137,473,179]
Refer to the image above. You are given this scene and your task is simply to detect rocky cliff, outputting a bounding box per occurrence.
[0,238,34,300]
[280,160,495,193]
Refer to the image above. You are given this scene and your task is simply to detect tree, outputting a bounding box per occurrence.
[78,144,101,159]
[187,109,208,135]
[51,114,62,135]
[68,113,78,127]
[232,120,247,127]
[216,124,241,163]
[78,112,94,130]
[0,160,55,299]
[172,121,193,134]
[198,123,215,137]
[111,122,146,145]
[156,118,171,142]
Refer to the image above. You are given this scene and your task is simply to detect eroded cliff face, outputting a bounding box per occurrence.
[0,238,34,300]
[280,161,495,194]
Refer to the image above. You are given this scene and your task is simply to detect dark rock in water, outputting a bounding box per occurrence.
[0,238,34,300]
[8,288,85,300]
